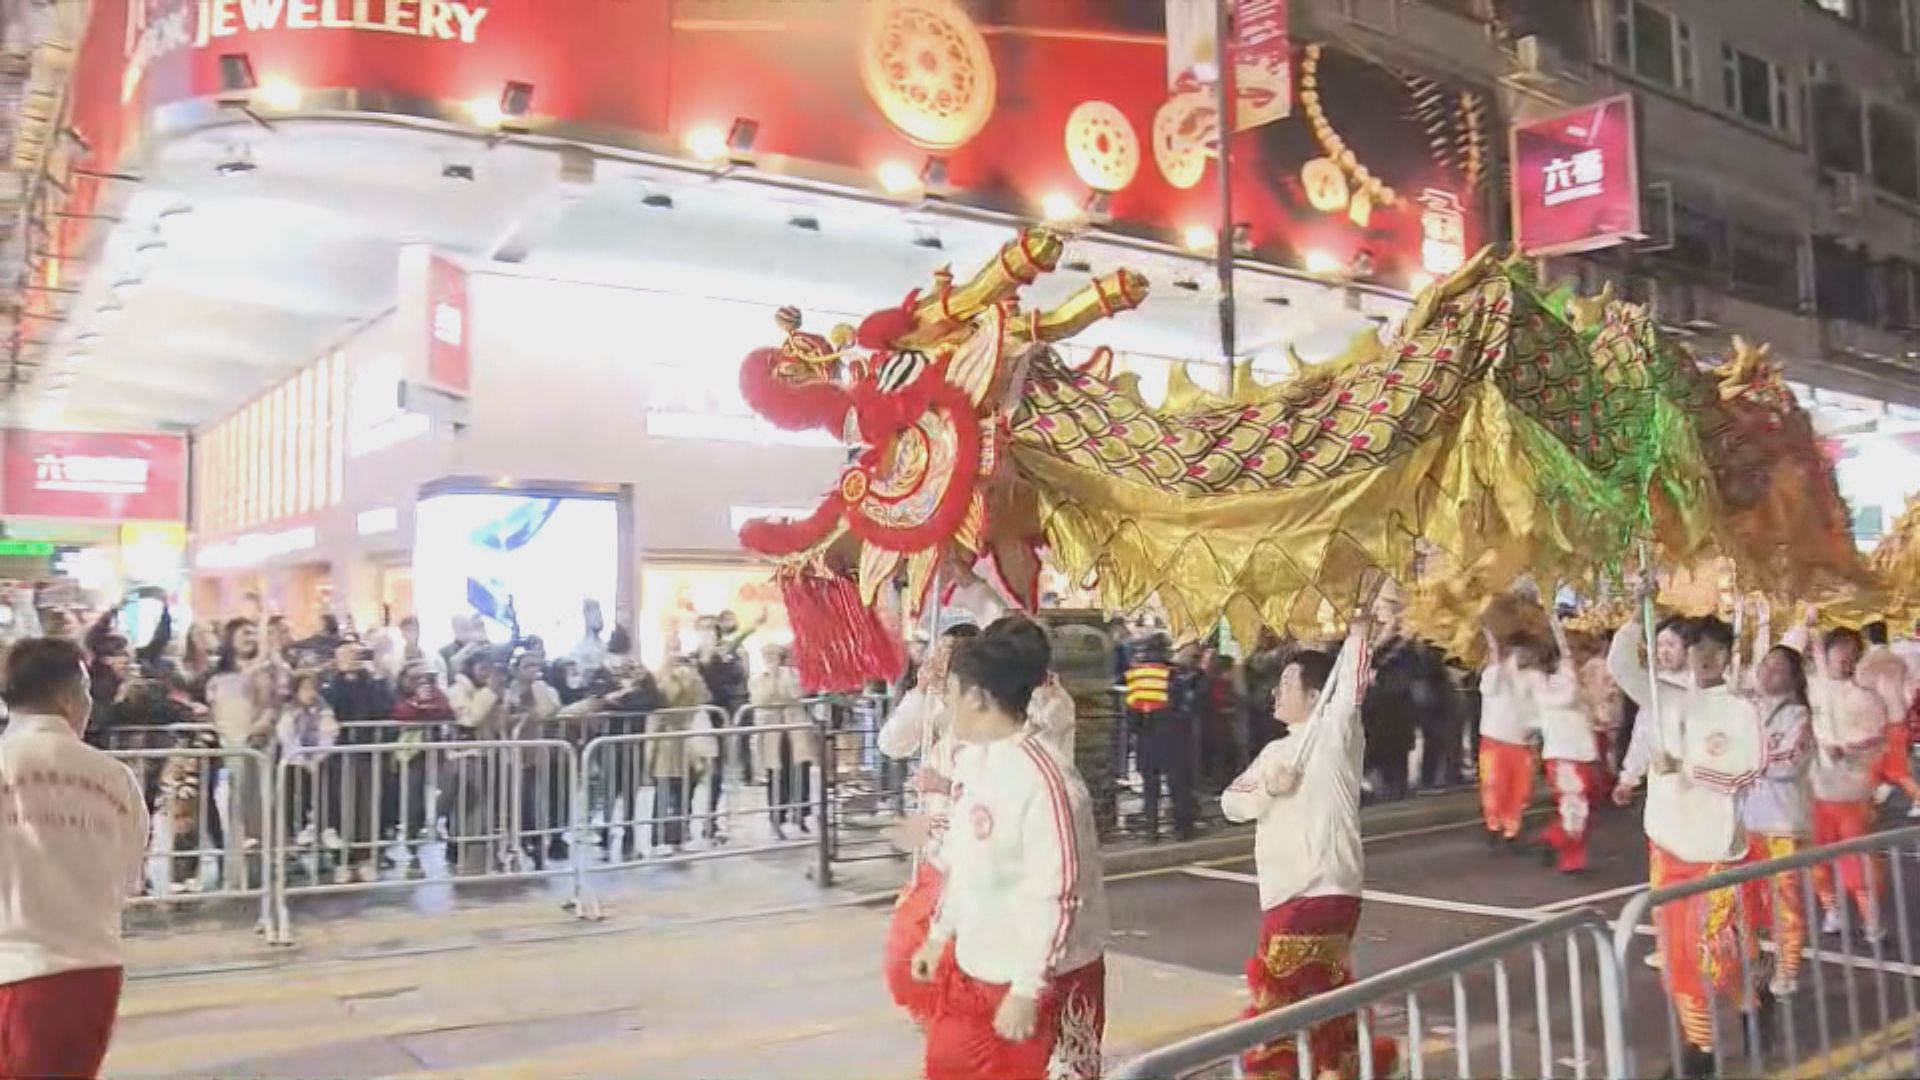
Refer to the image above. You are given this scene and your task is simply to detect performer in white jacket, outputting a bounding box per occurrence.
[878,623,978,1027]
[1219,612,1396,1080]
[1785,616,1889,939]
[910,619,1107,1080]
[1525,612,1602,874]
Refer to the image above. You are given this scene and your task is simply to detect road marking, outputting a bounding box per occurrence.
[1533,881,1648,913]
[1179,868,1550,923]
[1107,815,1491,884]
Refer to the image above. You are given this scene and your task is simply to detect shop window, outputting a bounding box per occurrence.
[1883,258,1920,328]
[1728,224,1801,307]
[1722,46,1793,132]
[1665,200,1727,277]
[1613,0,1695,93]
[1812,81,1868,174]
[1869,102,1920,199]
[1863,0,1910,47]
[1815,237,1878,323]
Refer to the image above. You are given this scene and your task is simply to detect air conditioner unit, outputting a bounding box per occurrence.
[1831,172,1870,217]
[1511,35,1568,82]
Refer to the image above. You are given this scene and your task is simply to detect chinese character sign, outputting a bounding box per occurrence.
[1510,95,1641,256]
[3,429,186,521]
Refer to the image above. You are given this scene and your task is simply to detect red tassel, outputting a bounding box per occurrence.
[779,571,907,693]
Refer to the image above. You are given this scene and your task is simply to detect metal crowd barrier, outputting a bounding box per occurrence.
[1614,825,1920,1080]
[110,745,275,935]
[1110,910,1630,1080]
[272,737,587,942]
[577,706,821,874]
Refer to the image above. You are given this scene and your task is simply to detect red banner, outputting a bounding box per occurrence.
[2,430,188,522]
[1230,0,1291,132]
[427,253,470,397]
[1510,95,1642,257]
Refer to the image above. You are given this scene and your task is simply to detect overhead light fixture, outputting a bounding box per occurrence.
[1062,256,1093,273]
[1173,276,1202,292]
[499,81,535,122]
[1262,295,1292,307]
[687,118,758,164]
[920,156,950,190]
[1304,250,1343,275]
[911,226,943,250]
[218,53,257,95]
[878,160,921,195]
[442,162,476,181]
[74,332,102,345]
[787,212,821,232]
[1182,224,1217,253]
[1409,271,1436,293]
[1041,192,1081,223]
[685,125,729,162]
[641,192,675,209]
[216,151,257,176]
[257,78,302,111]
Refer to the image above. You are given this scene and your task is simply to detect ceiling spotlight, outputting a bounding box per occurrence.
[878,160,921,195]
[727,118,759,156]
[1231,223,1253,254]
[1062,257,1093,273]
[442,162,476,181]
[1173,276,1202,292]
[218,53,257,95]
[787,212,821,232]
[641,192,675,209]
[1082,191,1113,222]
[911,226,944,250]
[1182,224,1217,253]
[1041,192,1081,223]
[499,81,535,122]
[920,156,950,190]
[257,78,302,111]
[1262,295,1292,307]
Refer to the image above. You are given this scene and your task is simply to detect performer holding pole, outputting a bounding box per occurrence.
[1477,624,1536,848]
[879,622,979,1027]
[1740,597,1815,997]
[1786,611,1889,941]
[1220,592,1396,1080]
[1529,607,1602,874]
[1644,616,1765,1075]
[911,618,1107,1080]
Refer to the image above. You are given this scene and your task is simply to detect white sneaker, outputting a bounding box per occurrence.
[1769,973,1799,997]
[1864,923,1889,947]
[356,862,379,884]
[1823,909,1846,935]
[331,864,353,885]
[1906,802,1920,820]
[295,825,316,848]
[1644,950,1664,970]
[320,828,344,852]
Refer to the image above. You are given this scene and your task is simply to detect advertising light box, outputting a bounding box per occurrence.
[412,491,618,652]
[1510,94,1643,257]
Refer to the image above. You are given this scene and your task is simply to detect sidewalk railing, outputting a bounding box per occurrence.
[1613,825,1920,1080]
[1110,910,1629,1080]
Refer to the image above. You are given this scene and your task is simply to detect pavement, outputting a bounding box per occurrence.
[102,786,1920,1078]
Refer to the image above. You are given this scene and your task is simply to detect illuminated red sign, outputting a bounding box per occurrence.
[2,430,188,522]
[427,252,470,397]
[64,2,1487,288]
[1510,95,1642,257]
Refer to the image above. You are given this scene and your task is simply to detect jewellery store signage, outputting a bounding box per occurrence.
[1,429,188,522]
[1510,95,1643,257]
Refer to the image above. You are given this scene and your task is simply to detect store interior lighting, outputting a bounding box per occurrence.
[1304,250,1343,275]
[499,81,535,123]
[920,156,950,190]
[687,118,759,165]
[1182,224,1216,253]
